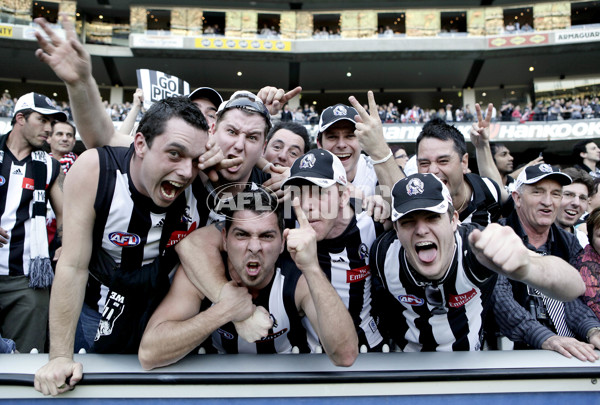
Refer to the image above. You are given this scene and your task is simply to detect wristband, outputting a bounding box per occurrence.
[369,150,393,165]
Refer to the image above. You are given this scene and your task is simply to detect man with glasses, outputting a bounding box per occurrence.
[370,173,585,352]
[555,167,593,247]
[493,164,600,361]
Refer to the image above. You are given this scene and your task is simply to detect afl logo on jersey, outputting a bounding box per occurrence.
[0,176,5,186]
[108,232,141,247]
[398,294,425,306]
[217,328,234,340]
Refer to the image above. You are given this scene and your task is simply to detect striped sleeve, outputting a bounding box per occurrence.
[492,276,554,348]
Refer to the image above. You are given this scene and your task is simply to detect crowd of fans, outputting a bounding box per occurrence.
[275,96,600,126]
[3,91,600,126]
[2,14,600,401]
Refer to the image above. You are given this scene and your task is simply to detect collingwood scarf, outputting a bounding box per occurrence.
[0,134,53,288]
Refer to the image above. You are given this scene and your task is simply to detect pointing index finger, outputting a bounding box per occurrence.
[292,197,309,229]
[284,86,302,102]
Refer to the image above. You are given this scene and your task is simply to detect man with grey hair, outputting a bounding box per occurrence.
[493,163,600,361]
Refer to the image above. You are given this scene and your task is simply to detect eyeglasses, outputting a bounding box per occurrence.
[218,91,272,130]
[425,284,447,315]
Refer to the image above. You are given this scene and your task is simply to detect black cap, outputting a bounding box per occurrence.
[391,173,453,222]
[188,87,223,110]
[318,104,357,133]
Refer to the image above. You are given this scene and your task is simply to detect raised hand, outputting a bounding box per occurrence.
[470,103,494,148]
[34,15,92,86]
[132,88,144,107]
[348,91,389,159]
[198,136,243,183]
[284,197,318,271]
[257,86,302,115]
[468,223,531,280]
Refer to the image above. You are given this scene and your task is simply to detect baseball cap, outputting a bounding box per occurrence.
[282,149,347,189]
[188,87,223,109]
[14,93,67,121]
[391,173,453,222]
[217,90,272,130]
[318,104,358,133]
[514,163,572,190]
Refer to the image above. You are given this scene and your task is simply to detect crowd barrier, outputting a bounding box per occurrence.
[1,351,599,402]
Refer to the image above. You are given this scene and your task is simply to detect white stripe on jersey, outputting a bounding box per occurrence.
[381,231,485,351]
[0,154,55,276]
[352,154,378,198]
[461,177,498,226]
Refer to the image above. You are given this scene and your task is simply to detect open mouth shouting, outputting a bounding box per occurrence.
[246,260,261,276]
[161,180,184,200]
[415,241,438,264]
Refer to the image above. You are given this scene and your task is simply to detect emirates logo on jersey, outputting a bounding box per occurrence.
[346,265,370,283]
[22,177,34,190]
[448,288,477,308]
[166,222,197,248]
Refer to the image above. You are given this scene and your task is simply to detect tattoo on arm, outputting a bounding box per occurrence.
[56,224,63,240]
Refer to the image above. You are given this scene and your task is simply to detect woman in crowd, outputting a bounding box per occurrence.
[576,207,600,320]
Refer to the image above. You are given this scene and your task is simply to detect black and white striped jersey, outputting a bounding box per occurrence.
[313,208,384,350]
[84,146,204,353]
[352,154,378,198]
[208,255,310,354]
[0,143,60,276]
[460,174,502,227]
[371,223,497,352]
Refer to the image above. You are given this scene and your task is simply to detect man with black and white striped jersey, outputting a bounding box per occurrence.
[138,189,357,369]
[175,150,390,352]
[0,92,66,353]
[370,173,585,352]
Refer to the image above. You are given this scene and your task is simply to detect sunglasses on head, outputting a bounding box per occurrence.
[221,93,272,129]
